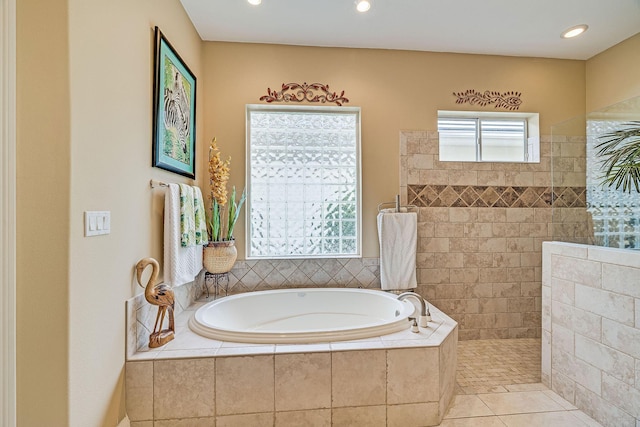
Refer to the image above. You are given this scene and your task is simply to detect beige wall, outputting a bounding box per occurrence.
[16,0,71,425]
[67,1,202,425]
[586,32,640,112]
[17,0,202,426]
[203,42,585,258]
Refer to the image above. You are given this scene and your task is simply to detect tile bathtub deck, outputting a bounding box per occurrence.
[441,338,603,427]
[128,298,459,361]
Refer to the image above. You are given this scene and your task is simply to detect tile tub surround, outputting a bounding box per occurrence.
[216,257,382,294]
[542,242,640,427]
[126,278,202,359]
[400,131,589,340]
[126,258,380,358]
[125,298,458,426]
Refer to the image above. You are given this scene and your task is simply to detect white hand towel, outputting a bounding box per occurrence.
[377,209,417,291]
[164,183,203,286]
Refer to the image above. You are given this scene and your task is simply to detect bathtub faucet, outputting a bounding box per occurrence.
[397,292,431,328]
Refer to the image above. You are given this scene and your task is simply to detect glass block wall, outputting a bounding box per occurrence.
[586,119,640,249]
[247,107,360,258]
[551,95,640,249]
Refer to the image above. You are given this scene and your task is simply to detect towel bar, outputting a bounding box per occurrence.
[377,194,417,212]
[150,179,169,188]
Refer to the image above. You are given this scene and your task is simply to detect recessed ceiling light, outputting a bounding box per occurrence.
[355,0,371,12]
[247,0,262,5]
[561,24,588,39]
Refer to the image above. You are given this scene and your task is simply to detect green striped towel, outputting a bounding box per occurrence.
[179,184,196,247]
[193,186,209,245]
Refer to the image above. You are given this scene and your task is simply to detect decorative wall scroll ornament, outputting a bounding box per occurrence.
[453,89,522,111]
[260,82,349,106]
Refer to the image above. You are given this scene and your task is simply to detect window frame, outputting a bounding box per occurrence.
[437,111,539,163]
[245,104,362,260]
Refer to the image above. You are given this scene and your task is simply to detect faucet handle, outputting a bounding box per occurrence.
[419,315,430,327]
[410,317,419,333]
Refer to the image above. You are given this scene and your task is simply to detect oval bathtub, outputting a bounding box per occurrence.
[189,288,416,344]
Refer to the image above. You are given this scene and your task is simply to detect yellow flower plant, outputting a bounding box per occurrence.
[207,138,246,242]
[209,137,230,206]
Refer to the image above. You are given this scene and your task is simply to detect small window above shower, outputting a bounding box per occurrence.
[438,110,540,163]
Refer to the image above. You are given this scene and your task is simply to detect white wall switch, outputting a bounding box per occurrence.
[85,211,111,237]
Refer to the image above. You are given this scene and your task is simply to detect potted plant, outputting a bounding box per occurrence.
[203,138,246,274]
[595,121,640,193]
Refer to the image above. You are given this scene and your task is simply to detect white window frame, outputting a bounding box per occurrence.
[438,110,540,163]
[245,104,362,259]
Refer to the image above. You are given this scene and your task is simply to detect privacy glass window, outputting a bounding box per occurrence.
[246,105,361,259]
[438,116,530,162]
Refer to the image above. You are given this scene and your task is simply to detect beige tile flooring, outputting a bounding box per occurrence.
[439,338,603,427]
[456,338,542,395]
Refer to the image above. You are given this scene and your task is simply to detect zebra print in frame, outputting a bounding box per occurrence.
[152,26,197,179]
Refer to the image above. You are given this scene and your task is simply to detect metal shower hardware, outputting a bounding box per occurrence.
[377,194,418,213]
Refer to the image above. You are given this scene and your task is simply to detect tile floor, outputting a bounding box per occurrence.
[456,338,542,395]
[439,338,602,427]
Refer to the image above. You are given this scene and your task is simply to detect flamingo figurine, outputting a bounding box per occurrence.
[135,257,175,348]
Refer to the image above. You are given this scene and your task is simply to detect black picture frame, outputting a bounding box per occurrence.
[152,26,197,179]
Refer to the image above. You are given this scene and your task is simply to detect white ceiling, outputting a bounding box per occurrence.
[180,0,640,60]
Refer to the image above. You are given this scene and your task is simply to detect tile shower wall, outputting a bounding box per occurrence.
[551,134,595,246]
[542,242,640,427]
[400,130,587,340]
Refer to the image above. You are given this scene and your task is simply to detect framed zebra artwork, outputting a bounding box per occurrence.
[152,26,197,179]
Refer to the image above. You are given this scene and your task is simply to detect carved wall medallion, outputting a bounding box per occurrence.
[260,82,349,106]
[453,89,522,110]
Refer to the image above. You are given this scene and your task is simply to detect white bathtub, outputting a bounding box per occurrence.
[188,288,416,344]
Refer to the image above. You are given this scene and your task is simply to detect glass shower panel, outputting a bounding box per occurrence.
[551,95,640,249]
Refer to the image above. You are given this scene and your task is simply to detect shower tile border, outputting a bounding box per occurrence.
[408,184,586,209]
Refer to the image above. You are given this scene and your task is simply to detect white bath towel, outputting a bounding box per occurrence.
[164,183,203,286]
[377,209,417,291]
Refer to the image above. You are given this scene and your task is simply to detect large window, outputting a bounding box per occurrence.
[246,105,361,259]
[438,111,539,163]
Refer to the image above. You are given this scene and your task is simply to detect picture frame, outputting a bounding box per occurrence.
[152,26,197,179]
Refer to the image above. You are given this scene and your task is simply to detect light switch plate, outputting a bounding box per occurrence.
[85,211,110,236]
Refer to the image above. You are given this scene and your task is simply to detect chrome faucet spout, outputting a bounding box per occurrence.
[397,292,431,327]
[397,292,426,316]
